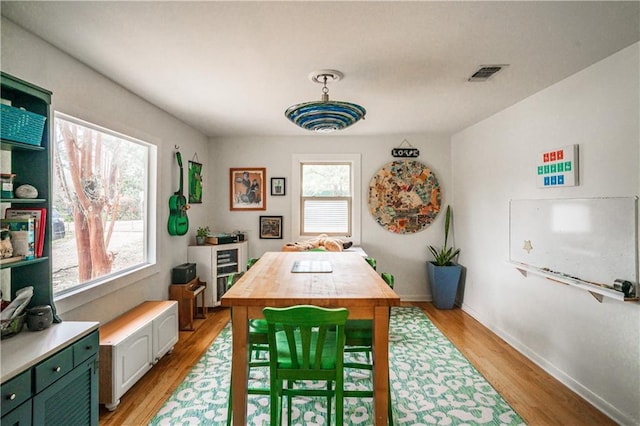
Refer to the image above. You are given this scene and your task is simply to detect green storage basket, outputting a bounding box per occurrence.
[0,104,46,146]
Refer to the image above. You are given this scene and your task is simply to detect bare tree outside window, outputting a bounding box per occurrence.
[52,114,151,295]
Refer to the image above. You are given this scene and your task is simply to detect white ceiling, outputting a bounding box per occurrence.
[2,1,639,138]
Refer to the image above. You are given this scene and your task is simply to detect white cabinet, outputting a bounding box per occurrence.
[99,301,178,411]
[153,306,179,361]
[188,241,248,307]
[114,322,153,401]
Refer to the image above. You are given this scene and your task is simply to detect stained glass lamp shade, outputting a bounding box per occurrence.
[285,70,366,133]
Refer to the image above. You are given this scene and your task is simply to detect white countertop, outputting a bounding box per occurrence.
[1,321,100,383]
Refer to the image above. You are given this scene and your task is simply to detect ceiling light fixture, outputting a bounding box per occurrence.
[284,70,366,133]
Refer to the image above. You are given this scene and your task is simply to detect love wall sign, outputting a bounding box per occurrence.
[391,139,420,158]
[391,147,420,158]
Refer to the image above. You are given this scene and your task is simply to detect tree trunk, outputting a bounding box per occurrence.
[60,122,118,281]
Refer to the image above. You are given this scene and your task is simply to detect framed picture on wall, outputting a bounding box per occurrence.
[271,177,286,196]
[230,168,267,210]
[188,160,203,204]
[260,215,283,239]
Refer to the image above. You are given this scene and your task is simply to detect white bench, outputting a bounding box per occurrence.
[99,300,178,411]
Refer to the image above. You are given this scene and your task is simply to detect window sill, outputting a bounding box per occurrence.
[54,263,159,315]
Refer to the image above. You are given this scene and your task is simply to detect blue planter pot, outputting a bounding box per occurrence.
[426,262,462,309]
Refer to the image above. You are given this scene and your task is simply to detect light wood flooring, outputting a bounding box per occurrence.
[99,302,614,425]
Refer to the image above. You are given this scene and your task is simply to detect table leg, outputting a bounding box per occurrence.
[231,306,249,425]
[372,306,390,425]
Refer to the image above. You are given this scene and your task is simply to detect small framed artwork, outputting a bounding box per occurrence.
[260,215,283,239]
[271,177,286,196]
[188,160,203,204]
[536,144,579,188]
[230,168,267,211]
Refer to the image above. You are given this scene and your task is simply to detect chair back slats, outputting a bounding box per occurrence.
[265,306,348,372]
[313,326,328,370]
[282,326,300,368]
[280,324,337,370]
[263,305,349,425]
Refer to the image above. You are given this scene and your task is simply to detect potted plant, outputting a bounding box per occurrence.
[426,205,462,309]
[196,226,210,245]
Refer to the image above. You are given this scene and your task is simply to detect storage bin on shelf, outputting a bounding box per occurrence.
[0,104,46,146]
[1,312,26,339]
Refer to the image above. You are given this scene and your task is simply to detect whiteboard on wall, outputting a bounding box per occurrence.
[509,197,639,287]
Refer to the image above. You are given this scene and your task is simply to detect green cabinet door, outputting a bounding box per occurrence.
[32,355,98,426]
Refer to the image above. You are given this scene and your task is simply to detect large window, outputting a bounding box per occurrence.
[52,113,154,296]
[292,154,361,244]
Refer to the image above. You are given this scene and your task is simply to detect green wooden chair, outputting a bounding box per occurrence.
[365,257,377,270]
[263,305,349,426]
[225,271,270,425]
[247,257,260,270]
[226,272,269,360]
[344,272,394,356]
[381,272,394,288]
[343,272,395,423]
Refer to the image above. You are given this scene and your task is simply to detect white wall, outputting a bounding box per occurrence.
[1,18,212,323]
[1,17,453,318]
[210,134,452,301]
[451,43,639,425]
[7,13,637,424]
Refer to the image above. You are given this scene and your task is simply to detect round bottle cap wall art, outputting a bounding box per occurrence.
[368,160,441,234]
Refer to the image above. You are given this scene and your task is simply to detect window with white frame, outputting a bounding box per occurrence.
[291,154,361,245]
[52,112,155,296]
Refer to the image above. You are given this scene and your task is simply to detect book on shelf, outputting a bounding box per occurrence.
[4,208,46,257]
[1,217,36,260]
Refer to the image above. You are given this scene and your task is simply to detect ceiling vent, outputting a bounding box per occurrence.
[468,65,508,82]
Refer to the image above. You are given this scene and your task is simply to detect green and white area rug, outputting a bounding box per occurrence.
[151,307,524,425]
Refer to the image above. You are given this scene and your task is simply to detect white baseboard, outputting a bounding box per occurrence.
[460,302,635,426]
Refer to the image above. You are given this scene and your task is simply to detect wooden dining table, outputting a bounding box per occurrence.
[221,250,400,425]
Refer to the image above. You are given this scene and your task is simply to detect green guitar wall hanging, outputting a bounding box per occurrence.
[168,151,189,236]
